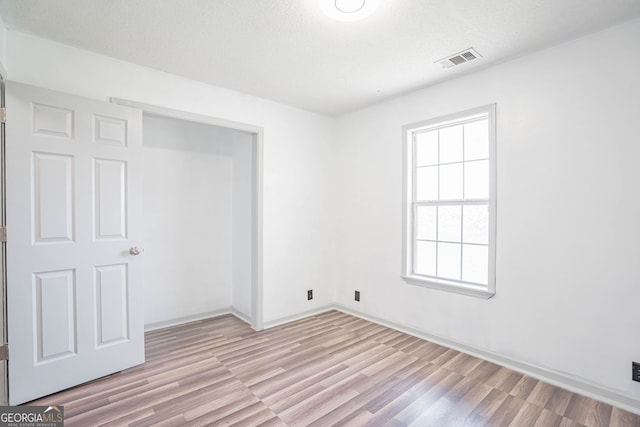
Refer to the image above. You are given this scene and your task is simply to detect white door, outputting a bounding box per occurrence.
[6,82,144,405]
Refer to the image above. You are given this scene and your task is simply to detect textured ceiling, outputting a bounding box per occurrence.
[1,0,640,116]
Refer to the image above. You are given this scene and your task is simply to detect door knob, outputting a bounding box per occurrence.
[129,246,144,256]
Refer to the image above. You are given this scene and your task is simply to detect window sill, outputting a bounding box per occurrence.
[402,275,495,299]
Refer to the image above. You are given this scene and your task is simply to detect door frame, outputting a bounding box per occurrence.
[0,64,8,405]
[111,98,264,331]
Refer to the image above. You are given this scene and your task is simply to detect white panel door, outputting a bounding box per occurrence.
[6,82,144,405]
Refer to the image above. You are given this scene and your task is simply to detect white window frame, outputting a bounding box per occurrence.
[401,104,497,298]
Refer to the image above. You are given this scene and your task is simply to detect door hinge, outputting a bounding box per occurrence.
[0,107,5,124]
[0,345,7,361]
[0,227,6,243]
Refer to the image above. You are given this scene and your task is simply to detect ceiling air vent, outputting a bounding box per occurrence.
[436,48,481,69]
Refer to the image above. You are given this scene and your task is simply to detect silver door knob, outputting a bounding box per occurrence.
[129,246,144,256]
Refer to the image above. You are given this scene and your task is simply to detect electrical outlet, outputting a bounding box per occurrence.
[355,290,360,302]
[307,289,313,300]
[633,362,640,382]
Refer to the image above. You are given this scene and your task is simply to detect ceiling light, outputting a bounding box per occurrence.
[320,0,382,22]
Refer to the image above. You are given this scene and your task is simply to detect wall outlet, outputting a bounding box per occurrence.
[355,290,360,302]
[307,289,313,300]
[633,362,640,382]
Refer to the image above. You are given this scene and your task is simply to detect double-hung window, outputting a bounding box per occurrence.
[402,105,496,298]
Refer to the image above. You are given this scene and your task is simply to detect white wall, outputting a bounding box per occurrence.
[335,18,640,407]
[142,114,256,325]
[6,30,338,325]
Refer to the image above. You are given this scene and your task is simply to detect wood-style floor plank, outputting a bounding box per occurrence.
[27,311,640,426]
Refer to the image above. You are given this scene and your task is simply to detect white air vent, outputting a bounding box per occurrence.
[436,48,482,69]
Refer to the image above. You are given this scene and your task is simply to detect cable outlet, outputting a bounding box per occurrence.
[307,289,313,300]
[633,362,640,382]
[355,290,360,302]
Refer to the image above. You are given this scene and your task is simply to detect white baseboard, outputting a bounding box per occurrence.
[332,304,640,416]
[262,305,335,329]
[231,308,252,325]
[144,308,233,331]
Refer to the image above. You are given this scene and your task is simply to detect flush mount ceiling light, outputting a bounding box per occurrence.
[320,0,382,21]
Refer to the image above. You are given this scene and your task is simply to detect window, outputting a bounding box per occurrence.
[402,105,496,298]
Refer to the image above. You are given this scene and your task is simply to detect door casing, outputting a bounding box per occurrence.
[0,65,7,407]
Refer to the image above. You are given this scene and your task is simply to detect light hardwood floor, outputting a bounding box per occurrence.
[30,311,640,426]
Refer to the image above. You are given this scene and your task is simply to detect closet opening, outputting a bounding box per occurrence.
[112,99,263,331]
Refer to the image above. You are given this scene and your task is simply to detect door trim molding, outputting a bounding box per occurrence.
[0,72,7,405]
[110,98,264,331]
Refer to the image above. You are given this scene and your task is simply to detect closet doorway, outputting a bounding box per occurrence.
[113,99,263,331]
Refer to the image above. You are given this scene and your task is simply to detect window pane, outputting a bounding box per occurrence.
[462,244,488,285]
[462,205,488,244]
[439,163,463,199]
[439,125,463,164]
[415,241,436,276]
[464,160,489,199]
[416,166,438,200]
[415,131,438,166]
[437,242,461,280]
[416,206,437,240]
[464,120,489,161]
[438,205,461,242]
